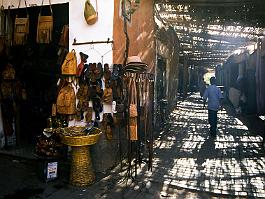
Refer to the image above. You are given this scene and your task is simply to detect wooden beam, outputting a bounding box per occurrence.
[174,30,253,44]
[158,10,265,17]
[161,19,265,37]
[179,40,247,46]
[180,44,241,52]
[183,54,228,59]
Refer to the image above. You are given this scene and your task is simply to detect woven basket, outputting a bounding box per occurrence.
[62,127,102,146]
[70,146,95,186]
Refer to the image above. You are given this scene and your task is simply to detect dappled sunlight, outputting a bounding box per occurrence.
[240,136,263,143]
[142,93,265,197]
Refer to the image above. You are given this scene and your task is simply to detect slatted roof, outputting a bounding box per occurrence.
[154,0,265,67]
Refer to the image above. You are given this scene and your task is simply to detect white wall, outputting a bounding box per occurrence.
[68,0,114,118]
[2,0,68,9]
[69,0,114,66]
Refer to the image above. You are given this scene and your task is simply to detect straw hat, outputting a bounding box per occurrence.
[127,56,143,63]
[124,56,148,72]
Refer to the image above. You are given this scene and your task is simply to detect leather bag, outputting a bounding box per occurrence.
[5,6,13,48]
[102,87,113,104]
[36,0,53,44]
[14,0,29,45]
[56,82,76,115]
[61,49,77,75]
[0,5,5,36]
[77,83,89,99]
[85,107,93,122]
[129,117,138,141]
[58,24,69,47]
[129,79,138,117]
[128,78,138,141]
[116,103,125,113]
[2,63,15,80]
[102,113,113,140]
[84,0,98,25]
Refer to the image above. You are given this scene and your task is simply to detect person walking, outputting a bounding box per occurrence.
[203,76,223,137]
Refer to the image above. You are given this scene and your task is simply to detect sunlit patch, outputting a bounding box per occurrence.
[147,94,265,197]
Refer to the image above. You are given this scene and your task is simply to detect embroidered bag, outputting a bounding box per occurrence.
[36,0,53,44]
[14,0,29,45]
[56,82,76,115]
[84,0,98,25]
[61,49,77,75]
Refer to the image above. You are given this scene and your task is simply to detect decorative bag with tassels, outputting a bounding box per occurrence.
[84,0,98,25]
[14,0,29,45]
[36,0,53,44]
[61,49,77,75]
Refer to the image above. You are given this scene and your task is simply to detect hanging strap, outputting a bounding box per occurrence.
[39,0,53,16]
[129,75,137,104]
[17,0,29,17]
[92,0,98,14]
[144,78,149,135]
[95,0,98,14]
[18,0,28,9]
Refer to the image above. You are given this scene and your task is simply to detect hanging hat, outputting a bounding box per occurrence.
[80,52,89,63]
[124,56,148,73]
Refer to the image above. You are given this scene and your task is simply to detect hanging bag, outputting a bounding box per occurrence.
[36,0,53,44]
[58,24,69,47]
[14,0,29,45]
[2,63,15,80]
[61,49,77,75]
[129,78,138,117]
[102,113,113,140]
[84,0,98,25]
[56,82,76,115]
[102,87,113,104]
[128,77,138,141]
[5,6,13,48]
[0,4,5,36]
